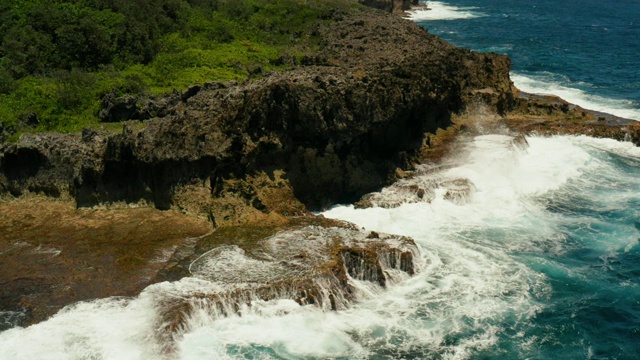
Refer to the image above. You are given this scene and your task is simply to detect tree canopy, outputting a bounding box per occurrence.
[0,0,357,137]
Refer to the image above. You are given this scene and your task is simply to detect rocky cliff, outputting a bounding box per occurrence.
[0,8,514,220]
[0,4,520,327]
[2,1,639,330]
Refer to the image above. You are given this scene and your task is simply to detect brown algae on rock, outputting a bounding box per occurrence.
[0,196,211,327]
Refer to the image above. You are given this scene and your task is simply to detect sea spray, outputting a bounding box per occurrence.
[406,1,486,21]
[324,134,640,358]
[2,135,640,358]
[0,223,421,359]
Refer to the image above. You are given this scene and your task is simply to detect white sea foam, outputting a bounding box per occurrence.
[572,134,640,159]
[511,72,640,121]
[549,135,640,255]
[2,134,639,359]
[179,308,364,359]
[406,1,485,21]
[318,134,615,357]
[0,296,162,360]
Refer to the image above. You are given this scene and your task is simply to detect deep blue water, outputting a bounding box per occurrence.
[412,0,640,120]
[412,4,640,357]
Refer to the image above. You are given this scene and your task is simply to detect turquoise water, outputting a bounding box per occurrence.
[487,142,640,359]
[409,0,640,120]
[321,135,640,359]
[516,152,640,359]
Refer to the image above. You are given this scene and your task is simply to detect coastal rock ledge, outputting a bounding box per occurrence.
[0,7,514,217]
[151,217,420,352]
[0,5,506,329]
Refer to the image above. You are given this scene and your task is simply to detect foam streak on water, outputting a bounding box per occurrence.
[2,134,640,359]
[511,72,640,120]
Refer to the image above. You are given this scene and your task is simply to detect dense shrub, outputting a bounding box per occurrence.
[0,0,355,134]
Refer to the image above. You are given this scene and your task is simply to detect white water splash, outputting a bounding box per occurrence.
[0,296,163,360]
[319,135,605,357]
[2,134,639,359]
[174,134,598,358]
[406,1,485,21]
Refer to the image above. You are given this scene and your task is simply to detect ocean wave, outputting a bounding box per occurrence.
[4,134,640,358]
[571,135,640,162]
[406,1,485,21]
[511,72,640,121]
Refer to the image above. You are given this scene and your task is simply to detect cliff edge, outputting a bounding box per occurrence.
[0,8,514,220]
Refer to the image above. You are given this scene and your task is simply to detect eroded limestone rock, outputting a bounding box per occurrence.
[150,217,421,351]
[356,164,477,208]
[0,6,515,214]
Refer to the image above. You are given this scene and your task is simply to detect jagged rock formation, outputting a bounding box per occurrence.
[355,165,478,208]
[0,8,514,218]
[149,217,420,352]
[98,92,181,123]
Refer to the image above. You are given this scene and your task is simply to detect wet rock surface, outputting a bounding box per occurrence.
[0,197,211,328]
[355,165,477,208]
[156,216,419,287]
[148,216,420,351]
[504,92,640,143]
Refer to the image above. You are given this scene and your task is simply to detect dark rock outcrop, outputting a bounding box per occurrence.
[98,93,140,122]
[504,92,640,144]
[98,92,181,122]
[0,9,514,216]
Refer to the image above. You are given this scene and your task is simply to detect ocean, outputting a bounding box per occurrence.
[409,0,640,121]
[2,1,640,359]
[322,135,640,359]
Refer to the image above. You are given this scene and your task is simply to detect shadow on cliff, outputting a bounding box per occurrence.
[0,7,515,219]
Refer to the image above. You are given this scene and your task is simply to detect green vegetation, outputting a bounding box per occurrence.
[0,0,358,136]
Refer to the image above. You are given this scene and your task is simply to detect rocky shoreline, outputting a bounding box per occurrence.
[1,3,639,329]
